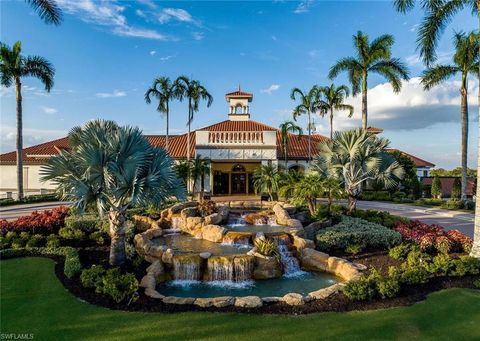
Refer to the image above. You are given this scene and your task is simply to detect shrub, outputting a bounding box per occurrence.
[58,227,85,240]
[446,230,473,253]
[388,243,415,260]
[376,276,401,299]
[0,206,70,235]
[399,264,430,284]
[65,215,106,233]
[89,231,106,245]
[359,191,391,201]
[96,268,139,303]
[443,199,463,210]
[0,236,8,249]
[26,234,45,248]
[343,275,376,301]
[474,279,480,289]
[80,265,106,288]
[451,256,480,277]
[11,238,26,249]
[345,243,363,255]
[427,254,455,276]
[435,236,452,254]
[254,238,280,260]
[4,231,17,242]
[414,198,444,206]
[316,216,402,252]
[0,193,59,207]
[350,209,407,229]
[19,232,30,240]
[46,234,60,247]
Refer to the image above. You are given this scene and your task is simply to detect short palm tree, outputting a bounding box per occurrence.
[0,41,55,200]
[314,128,404,213]
[421,31,478,202]
[40,120,185,266]
[318,84,354,139]
[289,173,325,216]
[144,76,181,152]
[278,169,305,199]
[191,155,211,200]
[329,31,410,129]
[26,0,62,25]
[291,86,321,160]
[253,164,279,201]
[279,121,303,169]
[393,0,480,258]
[321,177,344,215]
[175,160,192,190]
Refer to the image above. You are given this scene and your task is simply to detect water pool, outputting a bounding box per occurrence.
[224,224,286,233]
[158,272,338,298]
[152,234,250,255]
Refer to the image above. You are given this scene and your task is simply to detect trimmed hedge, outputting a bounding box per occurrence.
[64,214,108,233]
[0,193,59,207]
[0,246,81,278]
[316,216,402,252]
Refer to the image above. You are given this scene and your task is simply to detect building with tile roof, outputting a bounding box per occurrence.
[0,88,433,197]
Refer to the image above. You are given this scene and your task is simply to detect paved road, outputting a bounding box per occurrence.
[0,199,475,238]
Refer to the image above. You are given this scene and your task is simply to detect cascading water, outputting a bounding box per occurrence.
[272,236,306,278]
[227,213,247,226]
[208,256,234,281]
[172,256,201,281]
[233,256,254,282]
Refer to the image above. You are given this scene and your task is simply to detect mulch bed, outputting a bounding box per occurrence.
[51,248,479,315]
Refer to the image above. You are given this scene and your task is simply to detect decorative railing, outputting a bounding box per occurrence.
[208,131,264,144]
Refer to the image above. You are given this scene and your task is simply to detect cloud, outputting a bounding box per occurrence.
[406,50,454,67]
[410,23,420,32]
[137,0,158,10]
[0,126,67,153]
[135,9,146,18]
[95,90,127,98]
[158,8,198,25]
[0,87,13,98]
[314,77,479,134]
[271,35,277,41]
[192,32,204,41]
[261,84,280,94]
[56,0,168,40]
[149,50,157,56]
[159,55,174,61]
[40,106,57,115]
[294,1,314,14]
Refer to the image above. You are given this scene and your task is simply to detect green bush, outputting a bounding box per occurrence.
[360,191,392,201]
[19,232,30,240]
[442,199,464,210]
[0,236,8,249]
[80,265,106,288]
[343,276,376,301]
[399,263,430,284]
[11,238,26,249]
[474,279,480,289]
[65,214,105,233]
[58,227,85,240]
[46,234,60,248]
[4,231,17,242]
[345,243,363,255]
[316,216,402,252]
[97,268,139,303]
[414,198,444,206]
[26,234,45,248]
[427,254,456,276]
[451,256,480,277]
[350,209,407,229]
[388,243,415,260]
[0,193,59,207]
[376,276,401,299]
[89,231,107,245]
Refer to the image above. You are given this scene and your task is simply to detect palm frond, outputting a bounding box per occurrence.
[26,0,63,25]
[421,65,459,90]
[22,55,55,91]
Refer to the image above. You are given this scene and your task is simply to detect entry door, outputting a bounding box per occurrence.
[213,172,229,195]
[231,173,246,194]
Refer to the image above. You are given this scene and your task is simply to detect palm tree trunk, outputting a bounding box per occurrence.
[109,207,127,266]
[166,102,169,153]
[460,79,468,201]
[284,143,288,170]
[200,173,205,201]
[308,111,311,160]
[15,77,24,201]
[330,108,334,139]
[361,73,368,130]
[187,101,191,195]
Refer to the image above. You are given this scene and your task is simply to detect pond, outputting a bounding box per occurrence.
[152,234,250,255]
[224,224,287,234]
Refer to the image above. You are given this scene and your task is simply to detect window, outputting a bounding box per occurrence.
[232,164,246,172]
[423,170,428,177]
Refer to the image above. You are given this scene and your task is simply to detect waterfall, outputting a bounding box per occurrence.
[266,215,277,225]
[227,213,246,226]
[208,256,234,281]
[172,256,201,281]
[272,235,305,277]
[171,216,184,230]
[234,256,254,281]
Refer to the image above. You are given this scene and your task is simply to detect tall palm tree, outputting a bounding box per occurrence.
[279,121,303,169]
[0,41,55,200]
[40,120,185,266]
[314,129,404,213]
[421,31,479,201]
[26,0,62,25]
[175,76,213,192]
[191,155,211,200]
[329,31,410,129]
[393,0,480,258]
[144,76,180,152]
[318,83,354,138]
[291,86,321,160]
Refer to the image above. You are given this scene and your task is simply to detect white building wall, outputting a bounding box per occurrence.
[0,165,56,197]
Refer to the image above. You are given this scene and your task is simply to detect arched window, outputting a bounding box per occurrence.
[232,164,246,172]
[234,104,243,114]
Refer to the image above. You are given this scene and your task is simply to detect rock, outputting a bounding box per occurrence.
[293,211,310,224]
[148,245,167,258]
[185,217,204,233]
[211,296,235,307]
[142,240,153,254]
[145,255,158,263]
[303,220,332,240]
[194,298,214,308]
[144,288,164,299]
[204,212,223,225]
[146,260,164,277]
[283,293,305,306]
[283,203,296,214]
[262,296,282,303]
[244,211,274,225]
[230,201,244,208]
[254,232,266,243]
[162,248,174,264]
[299,248,329,271]
[272,203,290,225]
[352,262,368,271]
[286,218,303,229]
[253,257,282,279]
[307,283,342,300]
[216,205,230,223]
[140,274,156,289]
[162,296,195,305]
[293,236,315,250]
[246,246,258,256]
[201,224,226,243]
[132,215,160,231]
[199,252,212,259]
[181,207,199,219]
[222,231,253,245]
[234,296,263,308]
[142,228,163,239]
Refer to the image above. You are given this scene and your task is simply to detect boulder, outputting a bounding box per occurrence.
[307,283,343,300]
[286,218,303,229]
[299,248,329,271]
[142,228,163,240]
[211,296,235,307]
[194,298,215,308]
[253,257,282,279]
[201,225,226,243]
[162,296,195,305]
[303,220,331,240]
[185,217,204,233]
[204,212,223,225]
[146,260,164,277]
[234,296,263,308]
[148,245,167,258]
[261,296,282,303]
[293,236,315,250]
[216,205,230,223]
[132,215,160,231]
[283,293,305,306]
[145,255,159,263]
[244,211,274,225]
[293,211,311,224]
[272,203,290,225]
[181,207,199,219]
[222,232,253,245]
[283,203,296,214]
[230,201,244,208]
[144,288,164,299]
[162,248,174,264]
[140,274,156,289]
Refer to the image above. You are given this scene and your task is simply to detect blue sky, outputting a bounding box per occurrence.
[0,0,478,168]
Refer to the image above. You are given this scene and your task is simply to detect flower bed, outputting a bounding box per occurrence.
[0,206,70,235]
[393,220,472,253]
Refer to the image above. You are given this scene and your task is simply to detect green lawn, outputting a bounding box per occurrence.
[1,258,480,340]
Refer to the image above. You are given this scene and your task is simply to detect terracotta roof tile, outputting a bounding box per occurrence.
[198,120,277,132]
[276,132,329,159]
[388,149,435,168]
[366,126,383,134]
[225,90,253,98]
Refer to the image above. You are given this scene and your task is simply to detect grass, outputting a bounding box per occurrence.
[1,257,480,340]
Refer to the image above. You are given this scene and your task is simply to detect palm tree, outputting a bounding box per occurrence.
[321,177,344,215]
[26,0,62,25]
[278,169,305,200]
[144,76,180,152]
[289,173,325,216]
[190,155,211,200]
[0,41,55,200]
[318,84,354,139]
[421,31,479,202]
[40,120,185,266]
[291,86,321,160]
[253,164,279,201]
[393,0,480,259]
[314,129,404,213]
[175,76,213,191]
[279,121,303,169]
[175,160,192,190]
[329,31,410,129]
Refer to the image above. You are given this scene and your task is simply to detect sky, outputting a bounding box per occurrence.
[0,0,478,169]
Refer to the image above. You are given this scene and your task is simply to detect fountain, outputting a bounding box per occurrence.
[271,235,306,277]
[208,256,234,281]
[233,255,255,281]
[172,255,202,281]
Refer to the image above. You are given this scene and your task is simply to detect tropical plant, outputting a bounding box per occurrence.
[421,31,479,201]
[254,238,280,260]
[26,0,62,25]
[314,129,405,213]
[174,160,192,190]
[321,177,344,214]
[290,86,322,160]
[329,31,409,129]
[190,155,211,200]
[452,177,462,200]
[253,164,279,201]
[289,173,325,215]
[279,121,303,168]
[431,176,442,199]
[278,169,305,199]
[40,120,185,266]
[318,84,354,138]
[0,41,55,200]
[144,76,181,153]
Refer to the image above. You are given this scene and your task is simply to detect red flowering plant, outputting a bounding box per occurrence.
[394,220,472,254]
[0,206,70,235]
